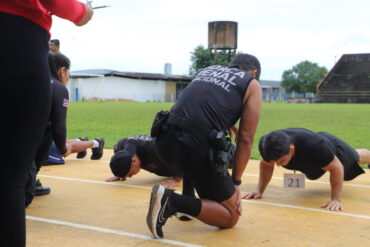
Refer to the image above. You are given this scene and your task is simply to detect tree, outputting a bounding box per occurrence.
[281,61,328,94]
[189,45,232,76]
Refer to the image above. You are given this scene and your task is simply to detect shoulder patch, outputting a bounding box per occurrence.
[63,98,69,108]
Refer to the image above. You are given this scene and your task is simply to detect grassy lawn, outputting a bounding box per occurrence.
[67,102,370,160]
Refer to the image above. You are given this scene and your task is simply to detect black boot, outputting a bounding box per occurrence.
[91,138,105,160]
[76,136,89,158]
[35,179,51,196]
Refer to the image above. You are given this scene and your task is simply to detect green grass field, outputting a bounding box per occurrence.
[67,102,370,160]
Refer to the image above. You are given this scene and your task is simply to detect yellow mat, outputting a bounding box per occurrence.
[26,149,370,247]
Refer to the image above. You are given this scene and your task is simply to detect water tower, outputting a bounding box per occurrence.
[208,21,237,57]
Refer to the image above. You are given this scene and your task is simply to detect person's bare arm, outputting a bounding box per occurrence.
[231,79,262,215]
[231,79,262,183]
[41,0,93,26]
[243,160,274,199]
[321,156,344,211]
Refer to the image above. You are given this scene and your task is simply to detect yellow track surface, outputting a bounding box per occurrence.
[27,149,370,247]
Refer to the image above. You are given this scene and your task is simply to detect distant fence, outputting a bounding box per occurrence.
[79,93,179,103]
[79,92,317,103]
[263,92,316,103]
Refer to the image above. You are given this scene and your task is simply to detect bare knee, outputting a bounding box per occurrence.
[220,211,239,228]
[219,194,240,228]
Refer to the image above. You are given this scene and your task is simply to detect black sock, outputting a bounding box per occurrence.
[171,192,201,217]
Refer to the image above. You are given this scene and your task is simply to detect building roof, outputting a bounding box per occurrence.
[71,69,192,82]
[260,80,282,88]
[71,69,282,87]
[315,53,370,103]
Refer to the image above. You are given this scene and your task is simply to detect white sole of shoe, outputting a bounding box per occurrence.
[146,184,164,239]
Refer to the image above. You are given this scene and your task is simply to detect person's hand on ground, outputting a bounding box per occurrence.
[321,200,343,211]
[242,191,263,199]
[105,176,125,182]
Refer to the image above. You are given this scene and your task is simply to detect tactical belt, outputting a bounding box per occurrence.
[166,112,211,138]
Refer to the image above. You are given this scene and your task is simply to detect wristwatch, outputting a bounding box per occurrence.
[232,179,242,186]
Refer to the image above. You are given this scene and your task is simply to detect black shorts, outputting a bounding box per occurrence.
[156,130,235,202]
[318,132,364,180]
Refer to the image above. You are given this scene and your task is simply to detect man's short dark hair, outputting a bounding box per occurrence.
[50,39,60,46]
[109,143,137,178]
[259,130,291,162]
[229,53,261,80]
[109,150,133,178]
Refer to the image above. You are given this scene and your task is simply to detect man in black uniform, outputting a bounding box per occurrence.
[107,135,186,190]
[244,128,370,211]
[146,53,263,238]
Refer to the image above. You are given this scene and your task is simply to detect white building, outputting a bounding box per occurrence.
[69,69,191,102]
[69,69,284,102]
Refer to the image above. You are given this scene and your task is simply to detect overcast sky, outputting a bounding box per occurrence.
[50,0,370,80]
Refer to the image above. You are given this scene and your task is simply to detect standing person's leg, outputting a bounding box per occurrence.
[0,13,51,247]
[25,163,37,207]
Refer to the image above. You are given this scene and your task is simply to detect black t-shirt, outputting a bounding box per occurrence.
[46,77,69,154]
[114,135,182,177]
[282,128,336,179]
[168,65,253,151]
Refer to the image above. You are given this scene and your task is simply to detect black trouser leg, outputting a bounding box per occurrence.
[0,12,51,247]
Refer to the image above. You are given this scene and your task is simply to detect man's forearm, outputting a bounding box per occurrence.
[329,166,344,201]
[257,162,274,193]
[232,139,251,181]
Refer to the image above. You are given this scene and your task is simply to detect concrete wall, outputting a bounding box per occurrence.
[68,76,167,102]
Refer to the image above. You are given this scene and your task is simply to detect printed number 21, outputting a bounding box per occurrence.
[288,178,300,187]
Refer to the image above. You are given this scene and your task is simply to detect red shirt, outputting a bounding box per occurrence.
[0,0,85,33]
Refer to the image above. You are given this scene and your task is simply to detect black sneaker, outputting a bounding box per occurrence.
[76,137,89,159]
[35,179,51,196]
[146,184,176,238]
[91,138,104,160]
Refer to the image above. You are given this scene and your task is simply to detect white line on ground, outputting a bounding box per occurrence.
[243,173,370,188]
[65,157,109,163]
[26,216,204,247]
[38,175,151,190]
[66,158,370,188]
[243,200,370,220]
[65,158,370,188]
[38,174,370,220]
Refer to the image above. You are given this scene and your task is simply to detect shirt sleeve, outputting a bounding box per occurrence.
[50,82,69,154]
[40,0,86,23]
